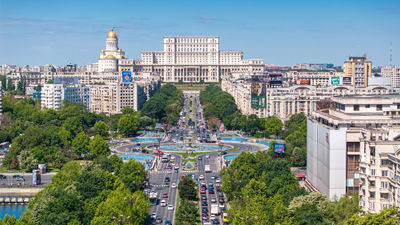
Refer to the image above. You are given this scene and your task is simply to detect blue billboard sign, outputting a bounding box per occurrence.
[274,144,285,154]
[122,71,132,83]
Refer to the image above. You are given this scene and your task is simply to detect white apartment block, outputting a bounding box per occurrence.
[307,95,400,200]
[381,66,400,88]
[41,83,90,109]
[221,73,399,121]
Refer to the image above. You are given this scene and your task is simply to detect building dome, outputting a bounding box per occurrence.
[107,29,117,38]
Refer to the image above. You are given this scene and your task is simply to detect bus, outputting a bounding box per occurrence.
[222,213,229,222]
[149,192,158,206]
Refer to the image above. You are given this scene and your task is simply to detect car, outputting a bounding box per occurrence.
[160,200,167,206]
[206,155,210,159]
[216,178,221,183]
[150,213,157,220]
[163,193,168,198]
[156,216,162,224]
[165,177,170,182]
[0,174,6,180]
[218,198,225,203]
[209,189,215,194]
[219,202,224,208]
[167,165,172,169]
[221,208,227,214]
[165,220,172,225]
[200,189,206,194]
[165,182,169,187]
[211,197,217,203]
[171,183,177,188]
[174,166,179,171]
[168,205,174,211]
[221,151,227,155]
[202,215,209,220]
[223,222,229,225]
[201,194,207,200]
[16,176,25,181]
[199,175,204,180]
[218,192,224,197]
[201,201,208,206]
[211,175,218,180]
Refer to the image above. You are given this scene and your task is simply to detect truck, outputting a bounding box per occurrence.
[211,204,219,216]
[204,165,211,173]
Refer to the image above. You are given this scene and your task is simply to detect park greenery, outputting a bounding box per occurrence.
[221,151,360,225]
[176,176,199,225]
[0,84,184,171]
[141,83,184,125]
[0,157,149,225]
[200,84,307,167]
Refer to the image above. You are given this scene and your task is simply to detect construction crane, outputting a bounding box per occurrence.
[112,26,131,37]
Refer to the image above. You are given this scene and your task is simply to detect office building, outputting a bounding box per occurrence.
[41,83,90,109]
[307,95,400,199]
[344,56,372,88]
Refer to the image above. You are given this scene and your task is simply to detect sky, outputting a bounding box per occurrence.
[0,0,400,66]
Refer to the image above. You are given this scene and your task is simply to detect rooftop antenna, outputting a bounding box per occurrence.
[390,41,393,67]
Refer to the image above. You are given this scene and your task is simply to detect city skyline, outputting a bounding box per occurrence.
[1,0,400,66]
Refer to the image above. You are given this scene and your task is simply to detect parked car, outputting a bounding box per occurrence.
[0,174,6,180]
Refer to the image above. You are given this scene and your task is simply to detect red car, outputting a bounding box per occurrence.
[163,193,168,198]
[200,189,206,194]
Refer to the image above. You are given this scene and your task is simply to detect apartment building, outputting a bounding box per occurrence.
[344,56,372,88]
[307,95,400,199]
[41,83,90,109]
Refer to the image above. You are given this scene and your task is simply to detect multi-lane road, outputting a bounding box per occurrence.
[144,91,263,225]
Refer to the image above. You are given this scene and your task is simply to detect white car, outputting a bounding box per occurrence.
[161,200,167,207]
[216,178,221,183]
[199,175,205,180]
[168,205,174,211]
[151,213,157,220]
[205,155,210,159]
[219,202,224,208]
[171,183,177,188]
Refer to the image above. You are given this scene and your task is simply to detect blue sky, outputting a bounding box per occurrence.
[1,0,400,66]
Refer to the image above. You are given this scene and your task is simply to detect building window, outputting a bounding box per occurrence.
[381,182,388,189]
[354,105,360,111]
[377,105,383,111]
[381,159,389,166]
[371,169,375,176]
[370,192,375,198]
[370,147,375,156]
[397,104,400,109]
[365,104,370,108]
[382,170,388,177]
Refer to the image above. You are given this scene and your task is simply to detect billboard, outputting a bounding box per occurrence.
[122,71,132,83]
[251,83,266,108]
[297,80,309,85]
[54,77,78,84]
[274,144,285,154]
[330,77,341,85]
[342,77,352,85]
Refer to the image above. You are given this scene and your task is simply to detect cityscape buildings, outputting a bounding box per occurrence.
[307,95,400,200]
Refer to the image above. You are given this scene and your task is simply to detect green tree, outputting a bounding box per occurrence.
[122,107,134,115]
[344,206,400,225]
[292,204,329,225]
[72,131,90,156]
[88,135,110,158]
[117,159,147,193]
[263,116,283,138]
[175,200,198,225]
[91,185,149,225]
[117,114,139,137]
[178,176,198,201]
[62,116,83,137]
[94,121,109,138]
